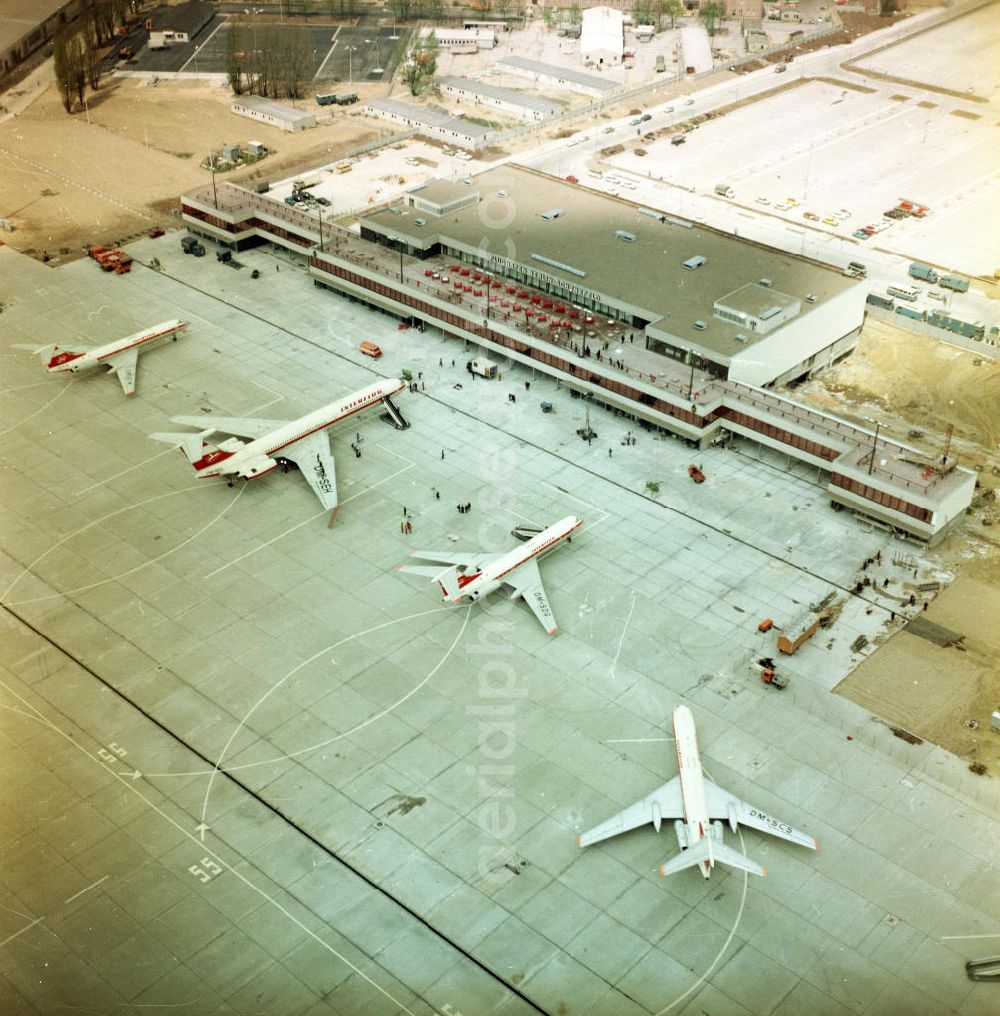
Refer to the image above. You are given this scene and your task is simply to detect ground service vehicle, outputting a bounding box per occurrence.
[715,184,735,198]
[939,275,969,293]
[181,237,205,257]
[360,342,382,358]
[844,261,867,279]
[909,263,938,283]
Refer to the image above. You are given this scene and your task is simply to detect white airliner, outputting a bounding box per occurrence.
[579,705,818,878]
[399,515,582,633]
[20,320,188,395]
[151,379,406,512]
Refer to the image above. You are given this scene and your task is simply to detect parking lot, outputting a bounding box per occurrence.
[601,75,1000,276]
[125,18,408,86]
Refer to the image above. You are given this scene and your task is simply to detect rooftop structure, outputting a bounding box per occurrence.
[420,26,496,50]
[436,75,560,121]
[580,5,624,67]
[498,55,621,96]
[230,96,316,132]
[364,98,495,150]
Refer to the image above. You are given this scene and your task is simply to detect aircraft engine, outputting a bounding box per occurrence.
[674,820,687,851]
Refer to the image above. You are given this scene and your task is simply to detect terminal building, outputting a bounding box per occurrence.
[180,167,975,545]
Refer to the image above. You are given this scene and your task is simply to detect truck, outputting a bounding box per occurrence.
[181,236,205,257]
[469,357,498,379]
[843,261,867,279]
[316,91,358,107]
[655,55,666,73]
[939,274,969,293]
[908,262,939,284]
[714,183,735,198]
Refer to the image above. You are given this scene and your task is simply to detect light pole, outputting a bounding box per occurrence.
[317,207,323,253]
[346,45,357,85]
[867,418,881,476]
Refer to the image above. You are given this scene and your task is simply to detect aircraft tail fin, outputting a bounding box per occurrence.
[15,343,56,362]
[150,430,212,464]
[660,838,766,879]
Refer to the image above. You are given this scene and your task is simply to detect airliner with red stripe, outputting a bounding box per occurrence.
[579,705,818,878]
[398,515,582,633]
[150,378,405,512]
[19,320,187,395]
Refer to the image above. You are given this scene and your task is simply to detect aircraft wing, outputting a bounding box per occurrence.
[704,781,818,851]
[170,415,288,439]
[406,551,498,569]
[106,349,138,395]
[503,558,558,634]
[281,433,338,511]
[579,777,683,847]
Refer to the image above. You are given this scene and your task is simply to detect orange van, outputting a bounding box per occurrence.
[360,341,382,359]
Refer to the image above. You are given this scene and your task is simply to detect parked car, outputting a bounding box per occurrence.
[852,230,871,240]
[755,197,770,205]
[565,175,579,183]
[671,136,685,146]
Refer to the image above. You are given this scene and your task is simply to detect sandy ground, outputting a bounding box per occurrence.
[0,75,377,259]
[836,576,1000,770]
[794,316,1000,770]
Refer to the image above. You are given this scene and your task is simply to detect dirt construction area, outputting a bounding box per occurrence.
[794,317,1000,771]
[0,73,378,260]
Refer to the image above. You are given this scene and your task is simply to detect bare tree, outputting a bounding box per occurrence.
[663,0,683,29]
[53,26,82,113]
[225,19,248,94]
[403,31,437,96]
[699,2,724,37]
[84,38,102,90]
[83,0,129,48]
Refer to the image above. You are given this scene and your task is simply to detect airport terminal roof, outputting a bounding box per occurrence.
[499,56,620,92]
[436,75,560,114]
[360,166,856,358]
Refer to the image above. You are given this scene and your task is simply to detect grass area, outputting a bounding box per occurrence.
[463,115,505,129]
